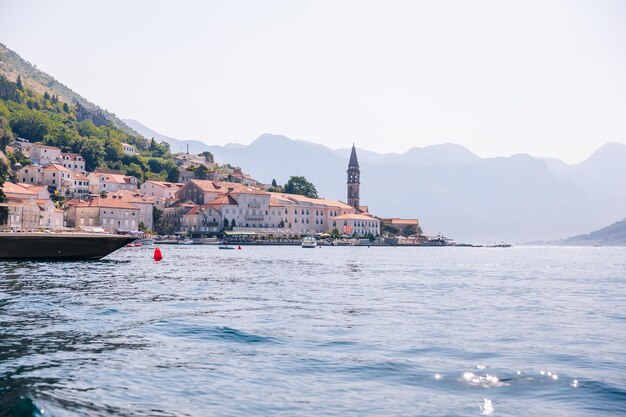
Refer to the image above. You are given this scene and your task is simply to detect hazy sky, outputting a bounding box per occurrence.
[1,0,625,163]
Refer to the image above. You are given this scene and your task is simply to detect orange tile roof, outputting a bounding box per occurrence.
[74,197,139,210]
[144,180,183,189]
[382,218,420,226]
[71,172,89,180]
[269,192,354,210]
[331,213,379,221]
[109,190,156,204]
[21,184,48,193]
[44,163,72,173]
[206,195,239,206]
[32,144,61,150]
[92,173,136,184]
[1,182,37,195]
[60,152,83,160]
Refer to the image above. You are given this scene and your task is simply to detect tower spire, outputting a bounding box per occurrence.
[349,143,359,168]
[347,143,360,210]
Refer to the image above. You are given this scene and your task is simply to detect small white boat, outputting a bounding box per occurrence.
[301,236,317,248]
[219,244,236,250]
[139,238,155,246]
[178,238,193,245]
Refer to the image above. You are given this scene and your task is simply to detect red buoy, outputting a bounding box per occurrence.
[237,245,242,250]
[153,247,163,261]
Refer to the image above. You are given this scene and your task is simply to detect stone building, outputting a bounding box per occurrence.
[87,171,138,194]
[64,196,140,231]
[29,144,61,166]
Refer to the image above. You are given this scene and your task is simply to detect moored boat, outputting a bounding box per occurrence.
[301,236,317,248]
[218,244,236,250]
[0,232,137,260]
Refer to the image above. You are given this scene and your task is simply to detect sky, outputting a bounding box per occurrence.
[1,0,625,163]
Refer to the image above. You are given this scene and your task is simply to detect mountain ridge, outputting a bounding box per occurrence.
[124,118,626,242]
[0,43,137,136]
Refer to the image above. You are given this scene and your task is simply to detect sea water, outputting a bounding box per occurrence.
[1,245,625,416]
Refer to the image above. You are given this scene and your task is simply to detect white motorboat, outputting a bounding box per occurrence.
[301,236,317,248]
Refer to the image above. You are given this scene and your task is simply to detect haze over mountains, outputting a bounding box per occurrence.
[125,119,626,243]
[3,38,622,244]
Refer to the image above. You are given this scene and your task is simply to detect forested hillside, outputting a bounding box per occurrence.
[0,43,135,136]
[0,74,180,183]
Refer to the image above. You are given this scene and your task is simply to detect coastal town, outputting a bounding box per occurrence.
[1,138,427,245]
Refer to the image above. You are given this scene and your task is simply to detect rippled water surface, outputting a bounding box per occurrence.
[1,245,625,416]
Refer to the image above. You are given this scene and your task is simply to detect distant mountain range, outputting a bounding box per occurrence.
[4,41,622,244]
[559,218,626,246]
[125,119,626,243]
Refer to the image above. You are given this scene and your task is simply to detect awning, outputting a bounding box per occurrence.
[224,231,257,236]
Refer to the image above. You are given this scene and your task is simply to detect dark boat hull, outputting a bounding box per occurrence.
[0,233,137,260]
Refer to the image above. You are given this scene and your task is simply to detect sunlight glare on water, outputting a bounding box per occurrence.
[1,245,625,416]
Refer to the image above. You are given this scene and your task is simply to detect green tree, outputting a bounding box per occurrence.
[104,140,123,162]
[9,108,55,141]
[199,151,214,163]
[16,75,23,91]
[195,165,209,180]
[230,218,236,228]
[152,207,163,228]
[223,218,229,230]
[125,162,144,180]
[147,158,164,173]
[0,159,8,225]
[330,227,341,239]
[284,176,318,198]
[77,138,106,171]
[0,112,12,151]
[166,166,179,183]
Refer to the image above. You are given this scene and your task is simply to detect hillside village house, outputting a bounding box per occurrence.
[174,153,208,166]
[160,199,197,234]
[180,204,223,234]
[1,182,63,230]
[177,169,194,184]
[58,152,85,172]
[87,171,138,193]
[18,165,44,185]
[64,196,140,231]
[107,190,156,231]
[42,164,72,190]
[331,213,381,237]
[121,143,137,155]
[28,144,62,165]
[20,184,50,199]
[140,181,183,207]
[231,167,256,186]
[64,172,90,197]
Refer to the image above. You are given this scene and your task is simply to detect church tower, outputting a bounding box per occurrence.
[347,143,360,210]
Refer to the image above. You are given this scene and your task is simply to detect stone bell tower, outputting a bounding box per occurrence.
[347,143,360,210]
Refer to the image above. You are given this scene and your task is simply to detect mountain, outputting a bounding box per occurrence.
[123,119,214,154]
[126,121,626,242]
[0,47,175,182]
[561,218,626,246]
[0,43,136,136]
